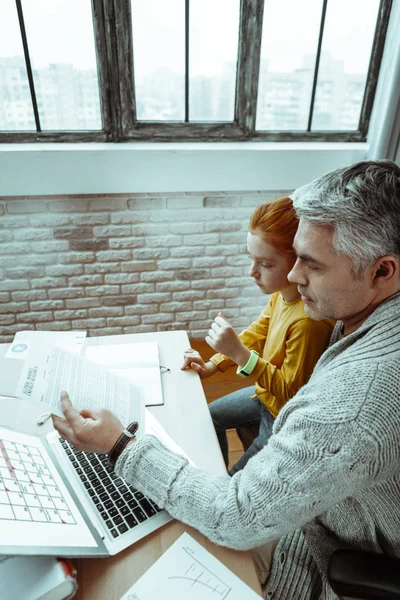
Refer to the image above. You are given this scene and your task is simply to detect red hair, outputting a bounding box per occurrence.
[249,196,298,258]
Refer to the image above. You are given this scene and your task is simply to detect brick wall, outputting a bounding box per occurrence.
[0,191,289,343]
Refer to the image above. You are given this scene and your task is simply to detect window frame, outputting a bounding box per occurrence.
[0,0,392,143]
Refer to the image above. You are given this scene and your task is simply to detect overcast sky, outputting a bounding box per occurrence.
[0,0,380,77]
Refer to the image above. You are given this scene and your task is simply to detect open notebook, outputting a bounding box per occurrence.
[84,342,164,406]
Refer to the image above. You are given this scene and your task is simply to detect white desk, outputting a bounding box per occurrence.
[0,331,262,598]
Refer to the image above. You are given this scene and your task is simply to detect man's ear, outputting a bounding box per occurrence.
[372,256,399,288]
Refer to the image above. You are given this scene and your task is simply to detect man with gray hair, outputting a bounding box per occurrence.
[53,160,400,599]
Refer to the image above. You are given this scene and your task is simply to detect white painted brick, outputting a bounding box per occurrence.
[192,257,225,268]
[60,252,95,264]
[121,283,155,294]
[31,241,69,253]
[133,249,169,260]
[211,267,240,278]
[204,196,240,207]
[1,302,29,313]
[188,320,214,330]
[107,316,141,327]
[48,288,84,299]
[205,222,241,233]
[66,298,101,309]
[160,301,193,312]
[125,304,159,316]
[226,255,250,266]
[12,290,47,302]
[31,277,68,289]
[0,314,16,325]
[156,281,191,292]
[104,273,140,284]
[141,271,175,282]
[0,216,29,227]
[111,212,150,224]
[193,299,221,310]
[89,198,127,211]
[71,214,110,226]
[158,258,192,270]
[13,229,52,241]
[89,307,123,318]
[183,234,219,246]
[137,293,172,304]
[172,291,198,302]
[219,232,246,244]
[205,245,239,256]
[1,280,30,291]
[146,235,182,248]
[47,265,84,277]
[86,285,120,296]
[170,223,203,235]
[69,275,103,287]
[36,322,71,331]
[93,225,132,237]
[0,231,13,242]
[124,325,155,334]
[97,250,132,262]
[109,237,145,250]
[128,198,166,210]
[16,311,53,323]
[55,309,88,320]
[176,311,208,321]
[142,314,174,324]
[208,288,240,299]
[29,214,71,227]
[85,263,120,274]
[191,279,224,290]
[89,327,123,336]
[134,223,170,236]
[30,300,64,311]
[72,317,106,328]
[1,242,32,254]
[169,247,201,258]
[166,197,204,209]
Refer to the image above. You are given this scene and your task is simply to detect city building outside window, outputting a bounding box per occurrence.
[0,0,392,143]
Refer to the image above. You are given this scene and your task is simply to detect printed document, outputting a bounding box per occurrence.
[120,532,261,600]
[5,330,86,360]
[15,342,145,427]
[85,342,163,406]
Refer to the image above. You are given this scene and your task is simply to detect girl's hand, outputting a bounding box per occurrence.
[52,391,125,454]
[181,349,218,379]
[206,313,251,367]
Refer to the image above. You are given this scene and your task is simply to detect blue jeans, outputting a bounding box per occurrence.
[209,386,275,475]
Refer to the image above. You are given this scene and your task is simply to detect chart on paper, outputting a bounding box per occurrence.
[121,532,261,600]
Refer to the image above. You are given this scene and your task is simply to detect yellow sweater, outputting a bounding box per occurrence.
[210,293,335,417]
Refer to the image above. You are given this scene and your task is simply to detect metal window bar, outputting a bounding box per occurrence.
[15,0,41,132]
[307,0,328,132]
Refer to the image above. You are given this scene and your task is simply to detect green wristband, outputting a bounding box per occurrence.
[236,350,259,378]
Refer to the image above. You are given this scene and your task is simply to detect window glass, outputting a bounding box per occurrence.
[189,0,240,121]
[21,0,101,131]
[132,0,185,121]
[312,0,380,130]
[0,0,35,131]
[256,0,323,131]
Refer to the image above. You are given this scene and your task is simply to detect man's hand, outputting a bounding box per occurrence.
[205,313,251,367]
[51,391,125,454]
[181,349,218,379]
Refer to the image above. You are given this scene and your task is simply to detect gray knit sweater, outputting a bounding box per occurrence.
[116,292,400,600]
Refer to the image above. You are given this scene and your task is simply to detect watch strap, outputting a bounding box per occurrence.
[236,350,259,378]
[108,421,138,469]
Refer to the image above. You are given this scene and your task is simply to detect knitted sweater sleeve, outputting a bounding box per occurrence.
[115,408,380,551]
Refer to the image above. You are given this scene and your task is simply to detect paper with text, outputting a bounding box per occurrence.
[5,330,86,361]
[15,343,145,427]
[120,532,261,600]
[85,342,163,406]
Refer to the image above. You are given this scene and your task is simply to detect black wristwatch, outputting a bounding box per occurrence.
[107,422,138,469]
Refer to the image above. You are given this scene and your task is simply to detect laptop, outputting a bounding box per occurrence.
[0,424,172,557]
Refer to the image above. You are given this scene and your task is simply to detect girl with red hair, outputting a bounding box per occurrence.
[182,196,334,474]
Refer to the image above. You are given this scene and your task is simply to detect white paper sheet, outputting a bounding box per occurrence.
[85,343,164,407]
[120,532,261,600]
[15,343,145,428]
[5,330,86,360]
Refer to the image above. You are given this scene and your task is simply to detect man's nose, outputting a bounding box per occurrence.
[288,259,306,285]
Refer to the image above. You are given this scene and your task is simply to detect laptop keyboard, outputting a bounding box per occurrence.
[58,437,162,539]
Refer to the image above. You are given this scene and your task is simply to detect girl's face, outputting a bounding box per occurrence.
[247,231,295,295]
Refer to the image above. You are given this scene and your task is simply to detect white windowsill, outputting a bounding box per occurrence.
[0,141,368,196]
